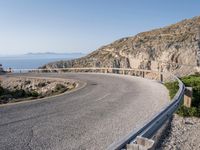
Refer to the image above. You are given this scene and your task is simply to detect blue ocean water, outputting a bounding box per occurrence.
[0,53,84,70]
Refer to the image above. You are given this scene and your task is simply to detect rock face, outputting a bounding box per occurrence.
[42,16,200,76]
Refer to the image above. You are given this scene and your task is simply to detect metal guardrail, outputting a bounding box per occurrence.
[8,67,184,149]
[11,67,159,73]
[10,67,164,81]
[107,74,185,150]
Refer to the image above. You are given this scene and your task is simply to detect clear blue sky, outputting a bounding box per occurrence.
[0,0,200,55]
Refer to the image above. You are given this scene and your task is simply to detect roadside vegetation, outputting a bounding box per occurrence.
[0,80,71,104]
[0,86,40,104]
[164,74,200,117]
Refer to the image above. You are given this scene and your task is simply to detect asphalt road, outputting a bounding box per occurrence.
[0,73,169,150]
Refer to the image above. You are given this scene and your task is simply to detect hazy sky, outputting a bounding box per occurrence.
[0,0,200,55]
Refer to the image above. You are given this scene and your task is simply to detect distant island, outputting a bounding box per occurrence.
[25,52,84,56]
[0,52,85,58]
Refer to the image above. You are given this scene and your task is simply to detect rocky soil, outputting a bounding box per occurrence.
[158,114,200,150]
[0,77,76,104]
[42,16,200,77]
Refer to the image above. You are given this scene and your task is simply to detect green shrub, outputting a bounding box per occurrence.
[30,91,39,97]
[0,96,9,104]
[55,84,67,93]
[37,82,46,87]
[164,81,179,99]
[11,89,26,98]
[176,106,199,117]
[0,86,4,95]
[181,75,200,108]
[165,74,200,117]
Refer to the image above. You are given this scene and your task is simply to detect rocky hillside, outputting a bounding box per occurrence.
[42,16,200,76]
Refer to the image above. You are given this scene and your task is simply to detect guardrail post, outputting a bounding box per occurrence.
[105,69,107,73]
[160,73,163,82]
[142,71,145,78]
[184,87,192,108]
[127,136,154,150]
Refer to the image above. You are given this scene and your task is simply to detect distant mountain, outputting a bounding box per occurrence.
[42,16,200,76]
[21,52,85,60]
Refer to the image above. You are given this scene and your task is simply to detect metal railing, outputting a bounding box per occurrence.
[10,67,164,82]
[8,67,184,149]
[107,74,185,149]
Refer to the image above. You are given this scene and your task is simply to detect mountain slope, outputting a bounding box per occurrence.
[42,16,200,76]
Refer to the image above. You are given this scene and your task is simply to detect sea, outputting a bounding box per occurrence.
[0,53,84,70]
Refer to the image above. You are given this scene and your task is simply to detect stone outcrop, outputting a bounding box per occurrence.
[42,16,200,76]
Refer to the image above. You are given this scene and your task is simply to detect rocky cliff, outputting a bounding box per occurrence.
[42,16,200,76]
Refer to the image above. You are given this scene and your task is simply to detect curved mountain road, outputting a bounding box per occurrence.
[0,73,169,150]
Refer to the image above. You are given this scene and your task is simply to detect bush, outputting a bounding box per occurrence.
[164,81,179,99]
[0,86,4,95]
[165,74,200,117]
[0,82,68,105]
[0,97,9,104]
[181,75,200,108]
[37,82,46,87]
[176,105,199,117]
[0,88,36,104]
[30,91,39,97]
[55,84,67,93]
[11,89,26,98]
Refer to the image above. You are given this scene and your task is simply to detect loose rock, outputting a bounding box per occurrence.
[158,114,200,150]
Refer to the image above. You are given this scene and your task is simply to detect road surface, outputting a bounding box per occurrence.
[0,73,169,150]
